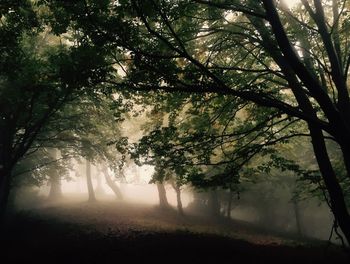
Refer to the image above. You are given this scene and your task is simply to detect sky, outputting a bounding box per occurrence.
[284,0,300,8]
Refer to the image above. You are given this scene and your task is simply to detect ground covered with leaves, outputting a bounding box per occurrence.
[1,199,349,263]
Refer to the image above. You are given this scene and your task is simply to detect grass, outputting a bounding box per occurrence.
[1,198,349,263]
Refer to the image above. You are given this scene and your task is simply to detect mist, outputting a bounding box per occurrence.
[2,1,350,263]
[12,159,338,243]
[34,163,194,208]
[5,153,348,264]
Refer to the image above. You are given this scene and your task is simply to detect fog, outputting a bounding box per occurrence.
[37,164,194,207]
[3,1,350,262]
[12,161,340,246]
[8,110,345,249]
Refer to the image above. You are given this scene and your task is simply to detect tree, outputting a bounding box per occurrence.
[0,0,118,218]
[47,148,63,200]
[151,163,171,209]
[101,163,123,200]
[169,177,184,216]
[9,89,128,206]
[47,0,350,244]
[156,182,170,209]
[85,159,96,202]
[9,146,71,208]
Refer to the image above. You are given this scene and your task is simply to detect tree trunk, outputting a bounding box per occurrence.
[48,174,62,200]
[293,200,303,237]
[209,189,220,217]
[94,171,105,196]
[309,124,350,245]
[102,166,123,200]
[171,181,183,215]
[176,187,184,215]
[47,148,62,200]
[156,182,169,209]
[86,159,96,203]
[227,189,233,218]
[132,164,140,183]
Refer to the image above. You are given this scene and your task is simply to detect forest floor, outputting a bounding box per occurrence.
[1,196,349,263]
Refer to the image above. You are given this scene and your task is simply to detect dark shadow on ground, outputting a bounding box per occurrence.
[1,201,349,264]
